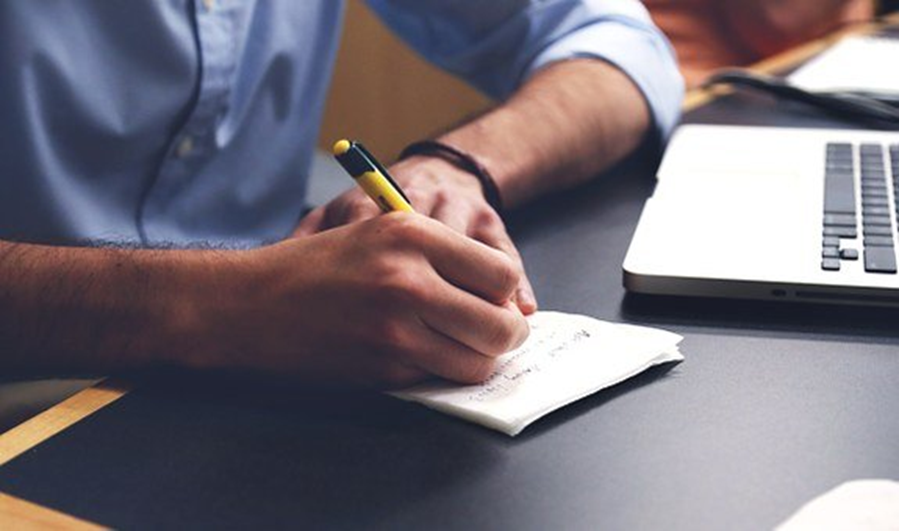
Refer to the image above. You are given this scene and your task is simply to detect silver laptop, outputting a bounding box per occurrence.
[623,124,899,306]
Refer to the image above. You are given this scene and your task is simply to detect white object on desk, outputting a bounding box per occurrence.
[788,36,899,97]
[775,479,899,531]
[391,311,683,436]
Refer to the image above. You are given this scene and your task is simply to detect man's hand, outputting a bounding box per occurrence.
[0,215,528,387]
[202,213,530,388]
[294,156,538,315]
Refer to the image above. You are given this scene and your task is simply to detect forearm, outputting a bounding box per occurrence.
[0,240,225,374]
[437,59,650,208]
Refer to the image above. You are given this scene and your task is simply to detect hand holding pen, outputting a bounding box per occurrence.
[294,139,537,315]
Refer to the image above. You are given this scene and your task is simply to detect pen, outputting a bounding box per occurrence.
[332,139,415,213]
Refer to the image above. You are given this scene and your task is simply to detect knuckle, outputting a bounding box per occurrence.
[376,212,428,243]
[494,254,521,296]
[481,318,520,356]
[375,317,411,353]
[474,207,502,229]
[374,265,430,308]
[485,318,528,356]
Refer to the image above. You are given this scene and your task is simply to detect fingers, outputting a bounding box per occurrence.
[418,282,530,358]
[469,211,538,315]
[419,222,521,306]
[323,195,381,228]
[387,318,509,384]
[424,181,538,314]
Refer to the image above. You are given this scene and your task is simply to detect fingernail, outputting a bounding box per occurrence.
[516,286,538,315]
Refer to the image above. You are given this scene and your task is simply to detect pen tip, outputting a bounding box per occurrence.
[333,139,351,156]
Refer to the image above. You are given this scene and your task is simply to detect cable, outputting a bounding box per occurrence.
[703,70,899,129]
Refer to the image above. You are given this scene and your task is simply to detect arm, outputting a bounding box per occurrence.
[297,0,683,310]
[432,58,650,209]
[0,215,528,387]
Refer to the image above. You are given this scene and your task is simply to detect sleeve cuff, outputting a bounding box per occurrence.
[525,19,685,142]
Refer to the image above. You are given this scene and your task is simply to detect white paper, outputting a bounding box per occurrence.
[776,479,899,531]
[789,36,899,96]
[390,311,683,436]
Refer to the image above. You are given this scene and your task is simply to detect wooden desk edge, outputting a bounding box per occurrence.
[0,12,896,526]
[0,379,129,467]
[0,380,126,528]
[0,491,104,530]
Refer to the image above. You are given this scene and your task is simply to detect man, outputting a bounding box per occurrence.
[0,1,682,388]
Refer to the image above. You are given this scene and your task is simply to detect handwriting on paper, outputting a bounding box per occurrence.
[473,326,593,401]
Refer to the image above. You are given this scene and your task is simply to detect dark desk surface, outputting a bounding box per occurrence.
[2,41,899,531]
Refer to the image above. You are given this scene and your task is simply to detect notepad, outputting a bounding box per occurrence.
[391,311,683,436]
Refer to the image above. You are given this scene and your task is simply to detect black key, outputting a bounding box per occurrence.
[865,247,898,273]
[865,236,895,247]
[828,170,853,179]
[828,142,852,153]
[862,187,888,198]
[863,215,892,227]
[863,225,893,237]
[863,206,890,216]
[823,236,840,247]
[824,174,856,214]
[840,248,859,260]
[860,176,886,185]
[823,247,840,259]
[863,197,889,207]
[826,164,853,174]
[823,213,856,227]
[860,143,882,153]
[822,258,841,271]
[824,226,857,238]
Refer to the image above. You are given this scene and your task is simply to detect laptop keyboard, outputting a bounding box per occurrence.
[822,142,899,273]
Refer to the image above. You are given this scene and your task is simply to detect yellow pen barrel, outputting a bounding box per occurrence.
[356,171,415,213]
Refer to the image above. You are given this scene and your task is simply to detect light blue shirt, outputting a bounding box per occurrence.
[0,0,682,247]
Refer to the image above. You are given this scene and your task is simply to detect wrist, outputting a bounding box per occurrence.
[149,248,256,371]
[399,140,505,215]
[392,155,484,197]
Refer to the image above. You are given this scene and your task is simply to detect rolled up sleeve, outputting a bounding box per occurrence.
[367,0,684,140]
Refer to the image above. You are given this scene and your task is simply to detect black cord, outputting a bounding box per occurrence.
[703,70,899,129]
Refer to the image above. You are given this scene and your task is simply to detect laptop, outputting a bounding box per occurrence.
[623,124,899,306]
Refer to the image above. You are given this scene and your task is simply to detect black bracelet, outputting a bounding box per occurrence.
[399,140,504,215]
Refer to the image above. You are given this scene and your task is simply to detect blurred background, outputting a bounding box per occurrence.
[319,0,897,161]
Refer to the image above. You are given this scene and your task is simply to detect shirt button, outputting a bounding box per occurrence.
[176,136,194,158]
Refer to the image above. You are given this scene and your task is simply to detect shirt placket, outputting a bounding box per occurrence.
[139,0,239,243]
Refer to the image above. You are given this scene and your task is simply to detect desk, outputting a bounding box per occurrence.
[1,18,898,530]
